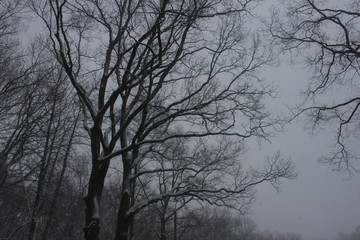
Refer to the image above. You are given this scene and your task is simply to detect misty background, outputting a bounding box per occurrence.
[250,62,360,240]
[1,0,360,240]
[246,1,360,239]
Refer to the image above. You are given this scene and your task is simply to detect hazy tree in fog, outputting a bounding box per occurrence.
[131,138,239,240]
[0,54,82,239]
[0,0,32,187]
[0,7,83,236]
[30,1,295,239]
[140,206,302,240]
[191,208,258,240]
[115,204,304,240]
[131,138,293,240]
[336,225,360,240]
[25,59,79,240]
[270,0,360,172]
[254,231,302,240]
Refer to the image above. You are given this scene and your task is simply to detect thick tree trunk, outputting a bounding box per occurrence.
[115,158,132,240]
[160,217,167,240]
[83,160,109,240]
[83,124,110,240]
[114,193,132,240]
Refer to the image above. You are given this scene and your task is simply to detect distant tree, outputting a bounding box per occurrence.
[255,230,302,240]
[131,138,293,240]
[0,20,83,237]
[26,63,81,240]
[336,225,360,240]
[0,61,81,240]
[112,203,304,240]
[0,0,31,187]
[163,206,303,240]
[138,206,258,240]
[29,1,296,239]
[199,208,257,240]
[270,0,360,172]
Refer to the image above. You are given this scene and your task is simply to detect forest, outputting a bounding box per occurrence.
[0,0,359,240]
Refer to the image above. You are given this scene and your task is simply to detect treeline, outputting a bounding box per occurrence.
[1,0,359,239]
[0,1,84,239]
[0,0,298,239]
[336,226,360,240]
[132,206,303,240]
[2,170,302,240]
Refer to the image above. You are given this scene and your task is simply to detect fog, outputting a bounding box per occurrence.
[240,1,360,239]
[248,62,360,240]
[1,0,359,239]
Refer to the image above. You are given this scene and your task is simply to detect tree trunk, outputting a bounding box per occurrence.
[160,217,167,240]
[83,160,109,240]
[42,112,78,240]
[115,158,132,240]
[28,91,59,240]
[114,192,132,240]
[83,124,110,240]
[173,210,177,240]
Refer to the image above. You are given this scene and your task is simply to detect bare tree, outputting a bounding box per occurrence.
[132,138,293,240]
[0,60,82,239]
[131,205,303,240]
[29,1,296,239]
[255,230,302,240]
[166,207,258,240]
[0,19,83,236]
[0,3,86,239]
[270,0,360,172]
[336,225,360,240]
[0,0,31,187]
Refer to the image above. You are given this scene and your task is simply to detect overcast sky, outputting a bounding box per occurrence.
[247,60,360,240]
[22,1,360,239]
[241,1,360,239]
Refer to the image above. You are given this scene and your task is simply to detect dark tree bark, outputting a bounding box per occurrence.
[29,1,296,240]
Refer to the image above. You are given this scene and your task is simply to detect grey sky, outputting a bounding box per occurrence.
[21,1,360,239]
[248,60,360,240]
[243,1,360,239]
